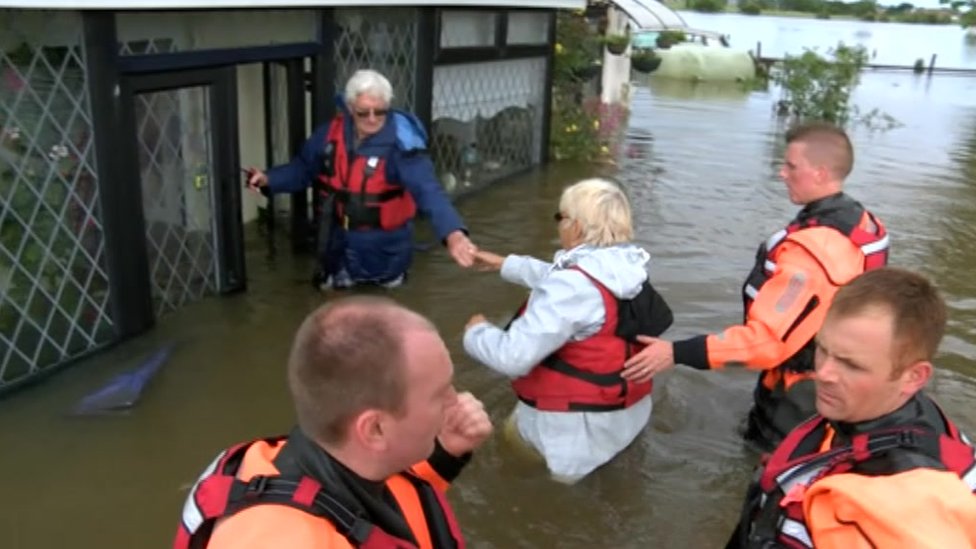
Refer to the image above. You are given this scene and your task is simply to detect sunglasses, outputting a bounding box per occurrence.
[353,108,389,119]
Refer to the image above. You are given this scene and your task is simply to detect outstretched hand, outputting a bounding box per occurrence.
[438,391,493,457]
[621,336,675,384]
[472,250,504,272]
[465,314,488,331]
[446,230,477,268]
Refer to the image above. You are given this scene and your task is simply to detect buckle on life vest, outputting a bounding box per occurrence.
[242,475,269,501]
[897,429,918,448]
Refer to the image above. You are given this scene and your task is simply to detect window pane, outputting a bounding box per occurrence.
[507,11,549,45]
[440,11,496,49]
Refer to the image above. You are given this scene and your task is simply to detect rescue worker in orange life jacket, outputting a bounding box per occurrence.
[622,122,890,451]
[174,296,493,549]
[246,69,476,289]
[727,268,976,549]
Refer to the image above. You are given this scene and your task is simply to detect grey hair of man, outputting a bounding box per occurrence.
[344,69,394,108]
[559,177,635,246]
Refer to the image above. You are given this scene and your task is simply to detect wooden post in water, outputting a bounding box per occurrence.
[757,41,762,59]
[928,54,937,75]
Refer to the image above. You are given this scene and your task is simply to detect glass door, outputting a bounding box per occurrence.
[121,67,244,318]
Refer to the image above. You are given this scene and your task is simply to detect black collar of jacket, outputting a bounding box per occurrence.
[273,426,418,544]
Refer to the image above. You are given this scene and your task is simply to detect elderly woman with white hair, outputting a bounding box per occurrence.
[464,178,673,482]
[246,69,475,289]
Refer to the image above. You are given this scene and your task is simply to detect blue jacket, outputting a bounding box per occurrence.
[265,97,466,283]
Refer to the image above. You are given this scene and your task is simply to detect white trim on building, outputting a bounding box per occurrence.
[2,0,584,9]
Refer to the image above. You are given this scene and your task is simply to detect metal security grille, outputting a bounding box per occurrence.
[0,10,114,391]
[118,38,178,56]
[334,8,417,112]
[134,87,219,317]
[431,57,547,194]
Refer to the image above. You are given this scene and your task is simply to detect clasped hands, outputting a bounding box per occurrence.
[446,236,507,273]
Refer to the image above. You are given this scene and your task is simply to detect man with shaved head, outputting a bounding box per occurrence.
[176,296,493,548]
[623,121,891,452]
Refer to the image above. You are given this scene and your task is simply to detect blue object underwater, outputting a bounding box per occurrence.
[71,343,174,416]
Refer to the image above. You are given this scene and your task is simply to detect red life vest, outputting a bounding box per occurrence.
[511,268,653,412]
[320,115,416,231]
[739,411,976,549]
[173,437,464,549]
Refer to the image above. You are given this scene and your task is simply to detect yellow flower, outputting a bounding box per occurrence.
[564,125,572,133]
[555,43,564,55]
[570,124,579,132]
[600,145,609,154]
[593,120,600,130]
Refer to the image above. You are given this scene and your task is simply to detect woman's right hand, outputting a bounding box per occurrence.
[473,250,504,272]
[244,167,268,191]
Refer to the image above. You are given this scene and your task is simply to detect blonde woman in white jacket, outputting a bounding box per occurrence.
[464,178,672,482]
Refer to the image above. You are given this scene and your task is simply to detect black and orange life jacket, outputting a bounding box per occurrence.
[735,407,976,549]
[173,437,464,549]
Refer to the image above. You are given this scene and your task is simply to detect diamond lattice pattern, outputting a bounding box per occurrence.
[0,10,114,390]
[431,57,546,194]
[334,8,417,112]
[134,87,219,318]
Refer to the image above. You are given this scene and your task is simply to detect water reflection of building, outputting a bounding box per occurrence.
[0,0,580,393]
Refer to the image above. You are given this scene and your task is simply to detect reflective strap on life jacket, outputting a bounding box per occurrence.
[744,284,759,300]
[780,517,814,548]
[963,462,976,492]
[766,228,788,251]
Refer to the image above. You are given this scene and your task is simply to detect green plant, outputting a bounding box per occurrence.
[631,49,663,73]
[552,11,602,84]
[770,43,898,130]
[740,0,763,14]
[549,10,626,162]
[656,30,687,49]
[603,33,630,55]
[689,0,726,12]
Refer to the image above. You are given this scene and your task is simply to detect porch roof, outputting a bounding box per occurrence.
[611,0,686,29]
[3,0,583,9]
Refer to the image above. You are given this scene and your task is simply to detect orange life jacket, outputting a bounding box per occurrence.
[320,115,416,231]
[174,437,464,549]
[511,268,665,412]
[735,409,976,549]
[740,194,888,448]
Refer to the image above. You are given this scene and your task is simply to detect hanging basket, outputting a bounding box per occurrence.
[604,35,629,55]
[571,62,602,81]
[631,55,662,74]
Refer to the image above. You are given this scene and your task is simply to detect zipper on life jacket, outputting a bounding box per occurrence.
[781,296,820,343]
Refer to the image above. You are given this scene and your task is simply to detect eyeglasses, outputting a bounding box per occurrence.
[353,108,389,119]
[553,212,568,223]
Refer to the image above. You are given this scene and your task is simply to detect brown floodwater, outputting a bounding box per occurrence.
[3,68,976,548]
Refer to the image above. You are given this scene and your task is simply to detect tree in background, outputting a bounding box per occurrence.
[771,43,897,129]
[942,0,976,27]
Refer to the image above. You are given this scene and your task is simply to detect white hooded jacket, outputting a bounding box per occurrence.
[464,243,658,481]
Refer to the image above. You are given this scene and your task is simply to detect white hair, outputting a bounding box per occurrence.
[344,69,394,107]
[559,178,634,246]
